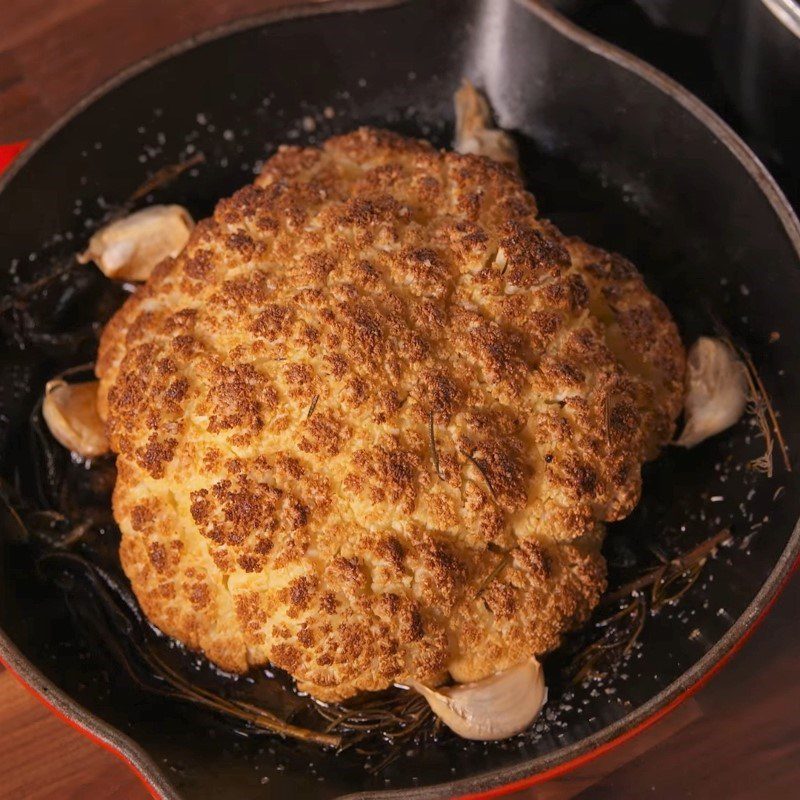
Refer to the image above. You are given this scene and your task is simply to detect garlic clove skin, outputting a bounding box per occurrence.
[78,204,194,282]
[409,658,547,741]
[42,380,110,458]
[454,80,519,172]
[675,336,748,448]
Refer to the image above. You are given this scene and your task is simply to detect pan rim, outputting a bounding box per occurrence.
[1,1,799,799]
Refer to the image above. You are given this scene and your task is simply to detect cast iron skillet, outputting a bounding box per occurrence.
[1,1,799,798]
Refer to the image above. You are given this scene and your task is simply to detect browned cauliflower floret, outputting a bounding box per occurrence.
[96,128,684,701]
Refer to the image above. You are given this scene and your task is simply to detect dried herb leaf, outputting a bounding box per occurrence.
[429,412,442,479]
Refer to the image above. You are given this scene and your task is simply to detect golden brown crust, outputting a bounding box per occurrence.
[97,128,685,699]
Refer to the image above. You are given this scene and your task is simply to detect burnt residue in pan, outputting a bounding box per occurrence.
[0,114,793,795]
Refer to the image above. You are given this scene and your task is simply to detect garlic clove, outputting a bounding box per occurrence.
[675,336,748,448]
[453,79,519,172]
[42,380,110,458]
[78,204,194,282]
[409,658,547,740]
[101,239,137,274]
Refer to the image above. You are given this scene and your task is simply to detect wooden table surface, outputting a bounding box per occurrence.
[1,2,799,798]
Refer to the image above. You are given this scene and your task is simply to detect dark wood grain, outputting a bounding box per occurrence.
[0,2,798,798]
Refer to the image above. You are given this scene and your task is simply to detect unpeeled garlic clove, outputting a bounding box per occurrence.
[78,204,194,282]
[42,380,110,458]
[453,79,519,172]
[675,336,748,448]
[409,658,547,740]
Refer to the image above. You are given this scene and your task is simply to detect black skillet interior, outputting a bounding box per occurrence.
[1,1,799,798]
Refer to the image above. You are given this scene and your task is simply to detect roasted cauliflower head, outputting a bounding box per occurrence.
[96,128,685,701]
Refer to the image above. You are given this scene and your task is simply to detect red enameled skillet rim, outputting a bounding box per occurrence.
[1,1,799,798]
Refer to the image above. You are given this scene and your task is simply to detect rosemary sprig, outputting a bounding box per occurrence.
[475,549,512,598]
[712,325,791,476]
[602,528,731,607]
[461,448,495,497]
[126,152,205,205]
[143,646,340,747]
[314,688,436,772]
[570,595,646,685]
[307,394,319,419]
[739,348,791,475]
[0,258,79,315]
[0,481,29,543]
[571,528,732,683]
